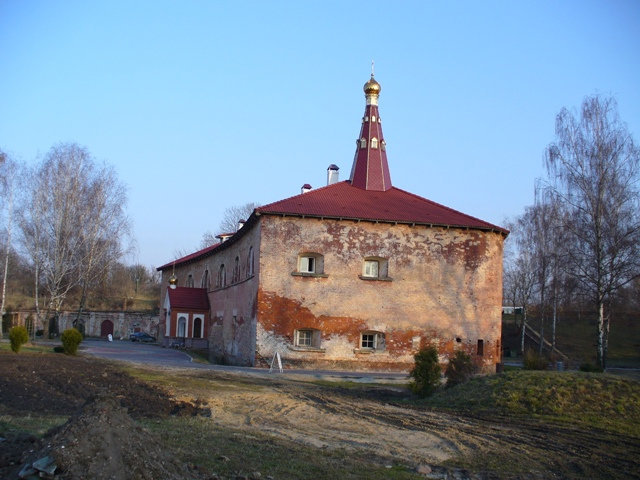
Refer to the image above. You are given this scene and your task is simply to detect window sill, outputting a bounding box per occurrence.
[288,345,326,353]
[353,348,386,354]
[358,275,393,282]
[291,272,329,278]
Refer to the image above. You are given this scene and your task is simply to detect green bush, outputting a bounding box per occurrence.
[523,349,548,370]
[579,362,604,373]
[61,328,83,355]
[445,350,475,388]
[409,346,442,397]
[9,325,29,353]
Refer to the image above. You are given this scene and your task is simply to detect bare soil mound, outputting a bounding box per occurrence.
[0,353,207,479]
[0,353,191,418]
[18,395,201,480]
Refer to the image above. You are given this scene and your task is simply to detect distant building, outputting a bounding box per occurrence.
[158,74,508,372]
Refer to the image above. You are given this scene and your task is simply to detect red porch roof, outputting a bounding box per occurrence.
[167,287,210,310]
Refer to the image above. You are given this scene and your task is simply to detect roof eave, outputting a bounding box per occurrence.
[257,210,509,236]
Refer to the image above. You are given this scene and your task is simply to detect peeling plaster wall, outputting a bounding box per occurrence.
[256,215,504,372]
[160,223,261,366]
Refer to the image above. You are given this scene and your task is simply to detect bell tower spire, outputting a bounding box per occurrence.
[349,71,392,191]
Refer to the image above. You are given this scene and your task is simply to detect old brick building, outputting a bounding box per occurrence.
[158,74,507,372]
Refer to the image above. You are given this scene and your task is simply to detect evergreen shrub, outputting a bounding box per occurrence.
[409,346,441,397]
[445,350,475,388]
[61,328,83,355]
[523,349,548,370]
[9,325,29,353]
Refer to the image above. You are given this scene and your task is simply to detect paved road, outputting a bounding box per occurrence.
[80,338,410,383]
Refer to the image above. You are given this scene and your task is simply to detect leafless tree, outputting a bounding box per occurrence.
[545,95,640,369]
[0,151,18,338]
[201,202,259,248]
[18,144,130,335]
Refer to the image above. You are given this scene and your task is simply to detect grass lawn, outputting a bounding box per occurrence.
[421,369,640,437]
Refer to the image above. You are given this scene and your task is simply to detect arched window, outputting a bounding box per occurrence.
[201,270,209,289]
[371,137,378,149]
[233,256,240,283]
[187,274,194,287]
[218,264,226,288]
[177,316,187,338]
[193,317,202,339]
[360,137,367,148]
[381,140,386,151]
[248,246,254,277]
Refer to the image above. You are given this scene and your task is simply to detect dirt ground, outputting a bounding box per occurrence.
[1,354,640,479]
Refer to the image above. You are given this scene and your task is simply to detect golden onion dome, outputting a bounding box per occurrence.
[363,75,381,95]
[168,274,177,286]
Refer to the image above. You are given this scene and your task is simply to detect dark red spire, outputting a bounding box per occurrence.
[349,73,392,191]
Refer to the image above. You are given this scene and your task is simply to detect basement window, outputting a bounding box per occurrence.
[294,329,321,349]
[360,331,385,351]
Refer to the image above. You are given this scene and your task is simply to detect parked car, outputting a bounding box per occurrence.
[129,332,156,343]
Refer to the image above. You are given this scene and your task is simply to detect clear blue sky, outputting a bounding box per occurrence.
[1,1,639,268]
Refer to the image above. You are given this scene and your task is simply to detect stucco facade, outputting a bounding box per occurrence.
[157,74,507,372]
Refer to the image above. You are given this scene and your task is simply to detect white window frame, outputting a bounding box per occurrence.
[177,315,188,338]
[299,256,316,274]
[360,331,385,351]
[296,329,313,347]
[294,328,321,349]
[363,259,379,278]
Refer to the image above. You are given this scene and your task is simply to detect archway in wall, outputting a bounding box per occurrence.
[100,320,114,337]
[25,316,34,337]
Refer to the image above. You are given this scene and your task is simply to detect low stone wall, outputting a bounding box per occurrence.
[5,310,159,339]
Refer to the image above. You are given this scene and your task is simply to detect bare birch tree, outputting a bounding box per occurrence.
[19,144,130,335]
[201,202,259,248]
[545,95,640,369]
[0,151,17,338]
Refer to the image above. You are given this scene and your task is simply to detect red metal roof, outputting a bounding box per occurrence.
[167,287,210,310]
[157,242,221,271]
[257,180,508,234]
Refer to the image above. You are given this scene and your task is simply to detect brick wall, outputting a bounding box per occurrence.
[256,215,504,372]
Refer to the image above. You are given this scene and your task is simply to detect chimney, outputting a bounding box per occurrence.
[301,183,312,194]
[237,219,245,231]
[327,164,339,185]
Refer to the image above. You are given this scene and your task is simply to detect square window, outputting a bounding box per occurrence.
[300,256,315,273]
[361,334,375,349]
[364,260,379,278]
[297,330,313,347]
